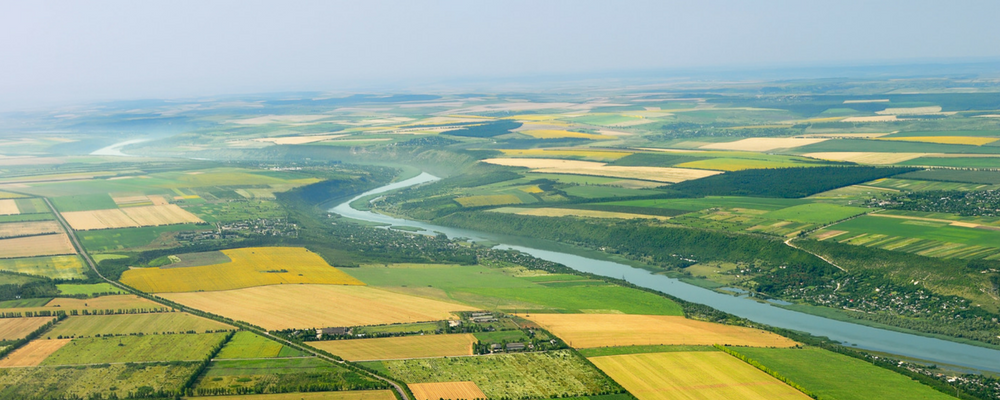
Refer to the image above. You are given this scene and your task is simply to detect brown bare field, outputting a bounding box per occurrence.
[111,194,152,207]
[0,234,76,258]
[699,138,828,152]
[147,195,169,206]
[869,213,986,228]
[492,207,669,221]
[162,284,476,330]
[252,134,348,145]
[0,221,62,238]
[0,200,18,216]
[122,204,204,226]
[0,318,56,341]
[62,209,140,230]
[409,382,487,400]
[526,314,796,348]
[481,158,719,183]
[0,339,72,367]
[311,334,477,361]
[841,115,898,122]
[803,152,928,164]
[590,352,810,400]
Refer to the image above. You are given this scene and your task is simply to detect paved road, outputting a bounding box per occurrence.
[42,197,412,400]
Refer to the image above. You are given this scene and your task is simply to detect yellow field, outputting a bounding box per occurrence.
[520,130,613,140]
[190,391,397,400]
[526,314,796,348]
[311,334,477,361]
[492,207,669,221]
[0,191,26,200]
[699,138,827,152]
[0,339,72,367]
[0,200,18,216]
[0,318,55,341]
[0,234,75,258]
[252,134,349,145]
[803,152,928,164]
[0,255,85,280]
[0,221,61,238]
[499,149,633,161]
[674,158,803,171]
[878,136,999,146]
[120,247,364,293]
[454,194,522,208]
[162,284,476,330]
[61,208,140,230]
[481,158,720,183]
[590,352,810,400]
[121,204,204,226]
[110,194,152,207]
[520,185,544,193]
[409,381,487,400]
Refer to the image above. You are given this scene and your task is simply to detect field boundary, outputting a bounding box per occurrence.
[715,345,818,399]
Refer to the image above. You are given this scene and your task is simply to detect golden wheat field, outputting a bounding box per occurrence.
[0,221,61,238]
[62,204,202,230]
[492,207,669,221]
[481,158,720,183]
[876,106,942,115]
[110,194,152,207]
[877,136,1000,146]
[454,195,523,208]
[39,295,165,313]
[526,314,796,348]
[0,234,76,258]
[161,284,476,330]
[120,247,364,293]
[409,381,487,400]
[0,200,19,216]
[590,352,810,400]
[0,318,56,341]
[803,152,928,164]
[311,334,477,361]
[0,339,72,367]
[699,138,828,152]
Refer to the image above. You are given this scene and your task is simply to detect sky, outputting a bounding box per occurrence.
[2,0,999,109]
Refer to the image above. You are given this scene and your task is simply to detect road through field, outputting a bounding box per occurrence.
[332,172,1000,373]
[41,197,414,400]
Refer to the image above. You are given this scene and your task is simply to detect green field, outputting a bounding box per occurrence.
[473,330,531,343]
[186,200,286,223]
[901,157,1000,168]
[733,347,955,400]
[762,203,867,224]
[0,298,51,308]
[195,357,382,395]
[79,224,208,252]
[50,194,118,212]
[216,331,305,359]
[42,332,228,365]
[867,178,994,192]
[577,344,718,357]
[827,215,1000,251]
[380,350,621,399]
[561,185,661,199]
[56,283,124,296]
[603,196,810,212]
[0,362,199,399]
[0,213,54,223]
[0,255,87,280]
[346,264,682,315]
[794,138,1000,154]
[896,169,1000,184]
[47,313,233,337]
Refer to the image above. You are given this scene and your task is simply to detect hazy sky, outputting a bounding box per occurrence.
[2,0,999,109]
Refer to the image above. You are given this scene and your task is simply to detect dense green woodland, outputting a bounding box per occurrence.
[669,166,919,198]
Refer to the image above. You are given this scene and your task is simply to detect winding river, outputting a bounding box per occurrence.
[331,172,1000,373]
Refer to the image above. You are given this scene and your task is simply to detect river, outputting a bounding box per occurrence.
[331,172,1000,373]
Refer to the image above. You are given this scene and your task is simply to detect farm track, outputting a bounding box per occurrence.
[42,197,413,400]
[780,211,878,273]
